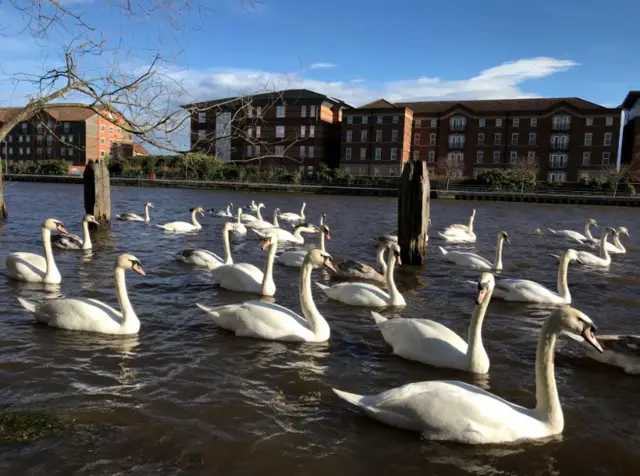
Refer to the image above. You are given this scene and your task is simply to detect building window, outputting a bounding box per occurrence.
[392,115,399,124]
[362,115,369,124]
[109,126,113,134]
[548,172,566,183]
[447,152,464,166]
[301,105,307,118]
[360,148,366,160]
[18,147,23,155]
[510,151,518,164]
[493,150,501,162]
[375,148,382,160]
[415,119,422,128]
[100,137,105,144]
[390,148,398,160]
[198,112,206,123]
[255,145,261,156]
[430,119,437,128]
[377,115,383,124]
[494,133,502,145]
[361,130,368,142]
[36,147,42,156]
[100,150,105,157]
[256,106,262,117]
[21,123,27,132]
[495,118,503,127]
[584,133,592,146]
[256,126,261,138]
[477,133,485,145]
[602,152,611,165]
[310,105,316,118]
[449,135,465,148]
[529,117,537,127]
[527,151,536,164]
[476,151,484,163]
[511,133,518,145]
[276,126,285,138]
[429,133,436,145]
[309,125,315,138]
[552,115,571,130]
[308,146,315,158]
[247,145,253,157]
[528,133,536,146]
[413,150,420,160]
[606,117,613,126]
[391,130,398,142]
[414,133,420,145]
[275,145,285,155]
[276,105,286,118]
[551,135,569,149]
[428,150,435,163]
[586,117,594,126]
[582,151,591,165]
[18,135,23,143]
[604,132,612,146]
[479,118,485,127]
[347,116,353,124]
[197,130,206,140]
[346,130,352,142]
[550,153,568,168]
[297,125,305,138]
[512,118,519,127]
[376,130,383,142]
[450,117,466,131]
[300,146,306,159]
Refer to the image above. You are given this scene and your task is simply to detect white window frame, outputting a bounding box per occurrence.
[362,115,369,125]
[275,145,285,156]
[247,145,253,157]
[197,130,206,140]
[256,106,262,118]
[477,133,485,145]
[512,118,519,127]
[308,145,315,158]
[510,151,518,164]
[511,133,518,145]
[391,130,398,142]
[584,133,592,146]
[301,105,307,118]
[528,133,536,146]
[586,117,594,126]
[415,119,422,128]
[392,115,399,124]
[582,151,591,165]
[530,117,537,127]
[198,112,206,123]
[300,125,306,138]
[375,148,382,160]
[276,125,285,138]
[549,153,568,168]
[429,133,436,145]
[602,152,611,165]
[390,148,398,161]
[300,145,306,159]
[414,133,420,145]
[346,130,352,142]
[413,150,420,160]
[428,150,435,163]
[347,115,353,124]
[360,130,368,142]
[377,115,383,124]
[527,151,536,164]
[478,118,485,127]
[376,130,383,142]
[256,126,261,138]
[494,133,502,145]
[604,132,612,146]
[360,148,366,160]
[495,118,503,127]
[493,150,501,162]
[448,135,465,148]
[476,151,484,163]
[430,119,437,128]
[606,116,613,126]
[309,105,316,118]
[276,105,286,118]
[309,125,315,138]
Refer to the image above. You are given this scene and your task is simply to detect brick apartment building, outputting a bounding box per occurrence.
[620,91,640,168]
[0,105,134,167]
[183,89,352,174]
[341,97,622,183]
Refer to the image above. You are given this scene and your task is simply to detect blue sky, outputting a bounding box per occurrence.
[0,0,638,148]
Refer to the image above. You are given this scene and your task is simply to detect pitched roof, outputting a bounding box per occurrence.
[182,88,354,109]
[133,142,149,154]
[620,91,640,109]
[357,98,398,109]
[393,97,615,114]
[0,104,102,124]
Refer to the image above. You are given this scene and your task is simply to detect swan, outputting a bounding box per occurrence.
[5,218,69,284]
[315,242,406,308]
[248,200,260,212]
[211,231,278,296]
[279,202,306,223]
[443,209,476,233]
[439,231,509,271]
[228,207,247,235]
[564,331,640,375]
[331,306,603,444]
[253,222,319,245]
[245,207,280,230]
[591,226,629,254]
[157,207,204,232]
[370,272,495,374]
[276,224,331,268]
[490,248,580,304]
[241,203,264,223]
[117,201,153,223]
[196,249,334,342]
[331,239,388,283]
[438,212,476,243]
[51,214,99,251]
[215,202,234,218]
[173,222,234,269]
[547,218,597,245]
[552,227,616,268]
[16,254,146,335]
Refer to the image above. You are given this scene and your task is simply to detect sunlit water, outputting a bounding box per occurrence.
[1,182,639,475]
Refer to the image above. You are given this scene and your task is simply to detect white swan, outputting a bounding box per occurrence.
[315,242,406,308]
[439,231,509,271]
[276,224,331,268]
[245,207,280,230]
[16,254,146,335]
[372,271,495,374]
[215,202,234,218]
[491,249,580,304]
[332,306,603,444]
[253,222,319,245]
[438,211,476,243]
[117,201,153,223]
[5,218,69,284]
[248,200,259,212]
[331,239,388,283]
[279,202,306,223]
[228,207,247,235]
[565,331,640,375]
[443,209,476,233]
[51,214,99,251]
[591,226,629,254]
[196,249,334,342]
[241,203,264,223]
[553,227,616,268]
[173,222,234,269]
[547,218,597,245]
[211,231,278,296]
[157,207,204,232]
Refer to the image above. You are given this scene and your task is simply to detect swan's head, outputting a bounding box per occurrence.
[588,218,598,228]
[116,253,146,276]
[386,242,402,265]
[534,228,544,236]
[471,209,476,217]
[145,202,154,209]
[259,231,279,250]
[308,249,336,273]
[229,202,234,208]
[618,226,630,237]
[190,207,205,217]
[83,214,99,225]
[258,203,265,209]
[499,231,510,244]
[274,208,281,214]
[321,224,331,239]
[237,207,243,215]
[223,221,235,233]
[553,307,603,353]
[428,219,432,226]
[44,218,69,235]
[475,272,495,305]
[294,222,320,234]
[564,248,581,263]
[606,226,618,236]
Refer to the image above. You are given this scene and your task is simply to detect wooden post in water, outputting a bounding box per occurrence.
[83,160,111,228]
[0,171,7,219]
[398,160,430,265]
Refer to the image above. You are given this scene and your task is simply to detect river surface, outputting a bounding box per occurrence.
[0,182,639,475]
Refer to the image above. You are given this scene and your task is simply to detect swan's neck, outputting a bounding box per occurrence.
[256,207,263,221]
[585,222,595,241]
[293,228,305,243]
[300,257,330,339]
[260,239,277,295]
[385,252,403,305]
[599,231,611,260]
[557,253,571,301]
[223,226,233,264]
[494,236,504,271]
[226,205,231,215]
[236,210,242,224]
[42,228,59,281]
[299,203,306,219]
[319,230,326,252]
[144,205,150,223]
[191,210,201,228]
[272,210,279,227]
[81,220,92,250]
[114,267,137,326]
[613,233,625,252]
[533,322,563,431]
[466,288,492,373]
[376,246,387,275]
[467,214,475,233]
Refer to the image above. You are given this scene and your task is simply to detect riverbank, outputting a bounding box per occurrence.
[5,173,640,206]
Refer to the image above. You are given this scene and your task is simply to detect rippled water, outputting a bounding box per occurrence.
[1,182,639,475]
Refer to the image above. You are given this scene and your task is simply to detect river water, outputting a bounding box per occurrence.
[0,182,639,475]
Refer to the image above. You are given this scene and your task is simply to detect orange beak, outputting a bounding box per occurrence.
[396,254,402,265]
[132,264,146,276]
[261,239,272,250]
[582,326,603,353]
[57,225,70,235]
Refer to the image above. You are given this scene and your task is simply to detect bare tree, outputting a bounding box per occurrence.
[435,155,463,190]
[511,155,540,193]
[603,158,640,196]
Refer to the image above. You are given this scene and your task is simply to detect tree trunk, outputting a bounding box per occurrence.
[83,160,111,228]
[398,161,430,265]
[0,170,7,219]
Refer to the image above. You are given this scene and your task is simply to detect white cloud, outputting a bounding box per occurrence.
[309,62,337,70]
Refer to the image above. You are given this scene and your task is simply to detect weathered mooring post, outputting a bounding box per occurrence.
[0,171,7,219]
[83,159,111,227]
[398,160,430,265]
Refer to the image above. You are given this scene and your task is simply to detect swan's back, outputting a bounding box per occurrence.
[118,213,143,221]
[158,221,197,232]
[52,234,83,250]
[321,281,389,306]
[212,263,263,292]
[5,252,47,282]
[494,278,559,303]
[442,251,491,269]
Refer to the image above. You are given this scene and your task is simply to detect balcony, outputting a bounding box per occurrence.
[550,142,569,150]
[450,123,467,132]
[448,141,465,150]
[551,122,571,132]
